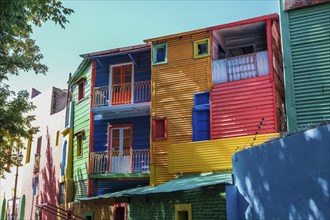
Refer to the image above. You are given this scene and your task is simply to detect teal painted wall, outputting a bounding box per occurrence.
[127,185,227,220]
[72,63,92,200]
[280,2,330,132]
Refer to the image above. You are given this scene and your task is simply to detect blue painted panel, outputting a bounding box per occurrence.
[93,115,150,152]
[192,105,210,141]
[226,185,238,220]
[194,91,209,106]
[61,141,67,176]
[95,50,151,87]
[95,179,149,196]
[33,176,38,195]
[232,124,330,219]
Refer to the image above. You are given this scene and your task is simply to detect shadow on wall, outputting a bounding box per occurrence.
[40,128,59,220]
[231,124,330,220]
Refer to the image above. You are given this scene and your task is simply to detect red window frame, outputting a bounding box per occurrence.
[78,80,85,101]
[114,203,127,220]
[152,118,168,141]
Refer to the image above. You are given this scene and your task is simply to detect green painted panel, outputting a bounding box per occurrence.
[19,195,25,220]
[1,198,6,220]
[281,2,330,132]
[72,63,92,200]
[89,173,149,179]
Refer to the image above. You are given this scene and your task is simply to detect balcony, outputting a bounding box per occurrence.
[212,51,269,84]
[92,81,151,119]
[90,149,150,177]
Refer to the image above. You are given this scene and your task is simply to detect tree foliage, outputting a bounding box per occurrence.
[0,0,73,175]
[0,0,74,79]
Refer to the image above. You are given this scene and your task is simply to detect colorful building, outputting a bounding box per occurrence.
[1,87,68,220]
[280,0,330,132]
[63,44,152,219]
[144,14,284,187]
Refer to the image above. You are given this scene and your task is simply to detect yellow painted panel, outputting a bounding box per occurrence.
[150,31,212,185]
[168,133,280,174]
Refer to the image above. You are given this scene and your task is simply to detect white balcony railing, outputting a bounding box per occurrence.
[90,149,150,174]
[212,51,269,83]
[93,81,151,108]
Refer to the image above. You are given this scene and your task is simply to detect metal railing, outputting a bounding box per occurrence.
[90,149,150,174]
[93,80,151,107]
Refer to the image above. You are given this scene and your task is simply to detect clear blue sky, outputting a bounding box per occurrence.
[8,0,279,93]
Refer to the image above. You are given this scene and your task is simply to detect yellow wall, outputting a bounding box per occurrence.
[168,133,279,174]
[150,31,212,186]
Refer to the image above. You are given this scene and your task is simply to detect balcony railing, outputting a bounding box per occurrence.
[93,81,151,108]
[90,149,150,174]
[212,51,269,83]
[34,153,40,173]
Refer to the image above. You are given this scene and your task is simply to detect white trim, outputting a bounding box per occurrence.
[108,62,134,106]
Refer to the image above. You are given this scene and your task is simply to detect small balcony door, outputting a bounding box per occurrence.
[108,125,132,173]
[111,64,133,105]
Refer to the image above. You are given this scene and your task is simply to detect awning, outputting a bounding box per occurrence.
[79,172,232,201]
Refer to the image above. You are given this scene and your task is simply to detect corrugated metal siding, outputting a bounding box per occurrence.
[73,65,92,197]
[168,133,279,174]
[93,116,150,151]
[151,31,212,186]
[271,20,286,132]
[211,75,276,139]
[289,3,330,129]
[73,179,88,201]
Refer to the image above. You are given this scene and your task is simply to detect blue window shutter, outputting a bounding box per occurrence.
[193,92,210,141]
[61,141,67,176]
[33,176,37,195]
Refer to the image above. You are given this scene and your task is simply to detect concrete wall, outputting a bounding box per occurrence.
[128,185,227,220]
[232,124,330,219]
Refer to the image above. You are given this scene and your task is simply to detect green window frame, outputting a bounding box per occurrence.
[153,43,168,65]
[194,38,210,59]
[85,211,94,220]
[175,203,192,220]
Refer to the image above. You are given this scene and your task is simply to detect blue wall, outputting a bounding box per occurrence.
[95,49,151,87]
[93,115,150,152]
[231,124,330,219]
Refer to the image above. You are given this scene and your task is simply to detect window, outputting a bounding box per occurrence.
[175,204,192,220]
[25,133,33,163]
[75,131,85,158]
[78,80,85,101]
[59,182,65,204]
[55,131,60,146]
[194,38,210,59]
[114,203,127,220]
[152,118,167,141]
[85,212,94,220]
[153,43,167,65]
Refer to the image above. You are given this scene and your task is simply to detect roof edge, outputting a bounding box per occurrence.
[144,13,279,43]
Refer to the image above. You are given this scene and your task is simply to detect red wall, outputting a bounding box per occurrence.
[211,75,276,139]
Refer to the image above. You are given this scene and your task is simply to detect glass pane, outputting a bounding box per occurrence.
[124,65,132,83]
[112,67,121,84]
[198,42,208,55]
[156,47,165,63]
[112,138,119,148]
[112,129,119,137]
[123,137,130,148]
[123,128,131,137]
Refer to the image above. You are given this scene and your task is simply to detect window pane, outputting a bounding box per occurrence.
[112,129,120,138]
[198,42,208,55]
[113,67,121,84]
[156,47,166,63]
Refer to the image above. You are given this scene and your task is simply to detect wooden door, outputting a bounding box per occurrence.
[111,65,132,105]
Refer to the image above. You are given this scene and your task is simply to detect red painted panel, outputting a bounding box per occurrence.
[211,75,276,139]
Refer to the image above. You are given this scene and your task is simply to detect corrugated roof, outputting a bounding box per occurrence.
[80,44,150,59]
[144,13,278,42]
[79,172,232,201]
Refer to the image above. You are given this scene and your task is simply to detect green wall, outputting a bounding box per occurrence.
[280,2,330,132]
[127,185,227,220]
[72,62,92,200]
